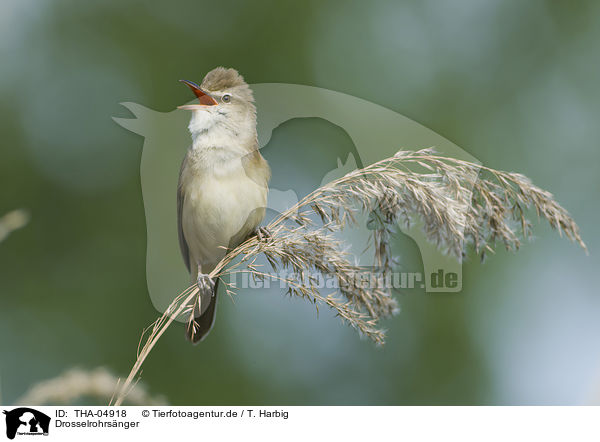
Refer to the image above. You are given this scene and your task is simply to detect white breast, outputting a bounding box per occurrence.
[181,148,267,273]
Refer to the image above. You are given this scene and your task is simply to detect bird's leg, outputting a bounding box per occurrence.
[254,226,272,242]
[197,266,216,298]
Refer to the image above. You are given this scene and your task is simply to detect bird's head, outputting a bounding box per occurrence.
[178,67,256,138]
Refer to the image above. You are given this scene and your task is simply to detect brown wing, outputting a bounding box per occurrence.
[241,148,271,186]
[177,153,191,273]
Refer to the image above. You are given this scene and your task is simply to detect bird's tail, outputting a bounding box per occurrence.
[186,278,219,343]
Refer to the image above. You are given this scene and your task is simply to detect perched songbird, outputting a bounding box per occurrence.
[177,67,270,343]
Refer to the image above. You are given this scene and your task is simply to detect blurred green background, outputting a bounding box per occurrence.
[1,0,599,405]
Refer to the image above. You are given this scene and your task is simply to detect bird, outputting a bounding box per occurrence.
[177,67,270,343]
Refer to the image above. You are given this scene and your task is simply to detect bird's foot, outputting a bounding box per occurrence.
[255,226,272,243]
[196,273,216,298]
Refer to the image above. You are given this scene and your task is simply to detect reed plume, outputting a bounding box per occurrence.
[15,367,167,406]
[113,148,585,405]
[0,209,29,244]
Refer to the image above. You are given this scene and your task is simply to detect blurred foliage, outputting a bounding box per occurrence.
[1,0,599,405]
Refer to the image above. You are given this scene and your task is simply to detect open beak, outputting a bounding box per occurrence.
[178,79,218,109]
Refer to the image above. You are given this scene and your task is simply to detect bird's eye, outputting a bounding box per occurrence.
[222,94,232,103]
